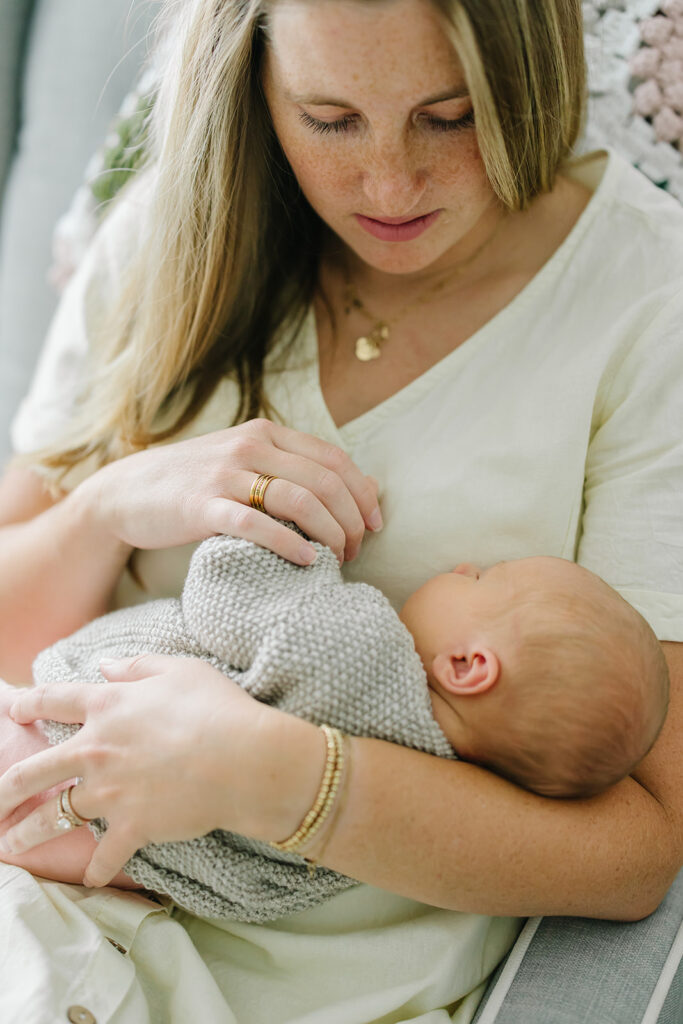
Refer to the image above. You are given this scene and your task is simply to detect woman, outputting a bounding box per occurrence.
[0,0,681,1020]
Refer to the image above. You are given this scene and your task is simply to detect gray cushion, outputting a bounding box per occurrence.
[473,868,683,1023]
[0,0,155,467]
[0,0,35,203]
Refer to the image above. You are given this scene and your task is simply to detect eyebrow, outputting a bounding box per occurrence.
[480,559,508,579]
[284,86,470,107]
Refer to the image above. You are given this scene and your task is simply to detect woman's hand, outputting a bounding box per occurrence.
[0,655,324,887]
[80,419,382,564]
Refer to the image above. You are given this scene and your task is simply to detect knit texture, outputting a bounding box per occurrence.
[34,534,454,922]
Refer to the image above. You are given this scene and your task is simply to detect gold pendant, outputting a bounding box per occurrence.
[355,322,389,362]
[356,336,381,361]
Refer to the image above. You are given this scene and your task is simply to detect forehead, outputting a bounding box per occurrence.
[476,561,516,602]
[487,557,586,595]
[264,0,466,103]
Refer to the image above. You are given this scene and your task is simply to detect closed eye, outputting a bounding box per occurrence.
[298,111,359,134]
[419,110,475,133]
[298,109,475,135]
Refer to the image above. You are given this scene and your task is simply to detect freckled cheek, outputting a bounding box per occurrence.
[283,146,360,211]
[430,135,486,188]
[433,151,494,220]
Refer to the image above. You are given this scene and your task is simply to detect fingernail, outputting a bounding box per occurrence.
[99,658,122,672]
[0,837,15,855]
[368,509,383,531]
[299,545,317,565]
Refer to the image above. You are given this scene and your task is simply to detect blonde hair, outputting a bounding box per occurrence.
[30,0,586,479]
[477,570,669,798]
[435,0,586,208]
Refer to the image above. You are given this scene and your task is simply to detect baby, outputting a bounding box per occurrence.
[0,537,669,921]
[400,556,669,799]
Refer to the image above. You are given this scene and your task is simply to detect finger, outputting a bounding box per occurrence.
[0,790,83,856]
[83,829,141,888]
[268,423,383,532]
[366,475,380,501]
[10,683,92,726]
[215,465,358,563]
[98,653,180,682]
[203,498,318,565]
[206,466,349,562]
[252,456,365,561]
[0,743,84,820]
[246,475,348,562]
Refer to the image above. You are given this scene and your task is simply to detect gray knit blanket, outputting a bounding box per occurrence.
[34,534,455,922]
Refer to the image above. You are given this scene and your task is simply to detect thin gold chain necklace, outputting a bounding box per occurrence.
[342,212,508,362]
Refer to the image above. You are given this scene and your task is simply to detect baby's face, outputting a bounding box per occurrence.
[399,560,513,662]
[399,557,596,749]
[399,560,521,754]
[399,557,594,664]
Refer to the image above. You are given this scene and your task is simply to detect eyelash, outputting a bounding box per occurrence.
[298,109,475,136]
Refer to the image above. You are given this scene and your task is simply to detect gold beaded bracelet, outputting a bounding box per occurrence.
[270,725,345,857]
[303,733,352,874]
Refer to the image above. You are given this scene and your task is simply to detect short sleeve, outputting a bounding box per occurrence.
[10,171,155,456]
[578,284,683,640]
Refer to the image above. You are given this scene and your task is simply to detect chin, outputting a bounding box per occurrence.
[347,235,456,277]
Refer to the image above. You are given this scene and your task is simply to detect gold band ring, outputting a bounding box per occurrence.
[249,473,276,513]
[56,784,90,832]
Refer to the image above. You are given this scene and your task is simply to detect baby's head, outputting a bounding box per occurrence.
[400,557,669,798]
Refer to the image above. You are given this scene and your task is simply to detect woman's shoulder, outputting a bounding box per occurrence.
[48,164,159,332]
[10,167,159,461]
[569,148,683,282]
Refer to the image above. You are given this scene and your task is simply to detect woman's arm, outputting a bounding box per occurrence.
[2,645,679,918]
[0,420,381,684]
[0,466,131,684]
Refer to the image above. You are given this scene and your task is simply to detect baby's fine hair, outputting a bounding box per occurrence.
[479,567,669,798]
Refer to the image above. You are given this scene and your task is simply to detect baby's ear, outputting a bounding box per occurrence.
[431,648,500,696]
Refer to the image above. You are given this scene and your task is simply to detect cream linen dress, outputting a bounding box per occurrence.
[3,148,683,1023]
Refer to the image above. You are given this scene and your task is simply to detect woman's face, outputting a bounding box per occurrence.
[262,0,498,277]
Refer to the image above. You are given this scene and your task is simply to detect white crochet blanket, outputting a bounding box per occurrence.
[582,1,683,200]
[34,535,454,922]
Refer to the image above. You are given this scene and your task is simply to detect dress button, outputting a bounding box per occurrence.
[67,1007,97,1024]
[106,936,128,954]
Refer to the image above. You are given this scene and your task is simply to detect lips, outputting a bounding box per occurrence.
[363,213,433,225]
[355,209,442,242]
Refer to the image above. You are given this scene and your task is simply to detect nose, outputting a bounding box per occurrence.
[452,563,481,579]
[361,139,427,217]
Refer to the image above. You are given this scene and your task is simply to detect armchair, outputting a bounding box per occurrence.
[0,1,681,1020]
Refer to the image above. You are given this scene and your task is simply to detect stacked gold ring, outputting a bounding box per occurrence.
[249,473,276,513]
[56,784,90,831]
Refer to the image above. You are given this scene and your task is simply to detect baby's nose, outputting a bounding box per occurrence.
[452,563,481,579]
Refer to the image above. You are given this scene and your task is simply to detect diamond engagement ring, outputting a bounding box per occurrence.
[56,784,90,831]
